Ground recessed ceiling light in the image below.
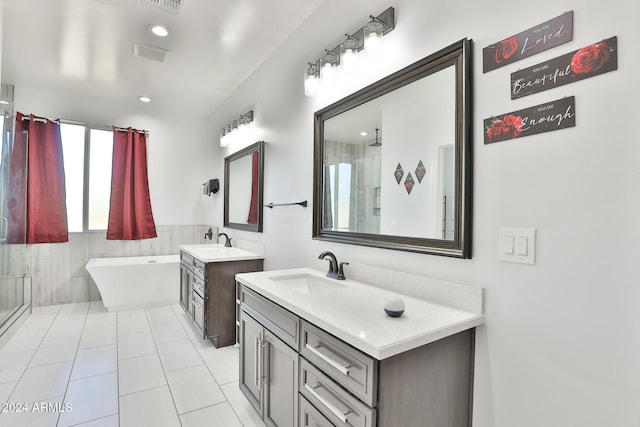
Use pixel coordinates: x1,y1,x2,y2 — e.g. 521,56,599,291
360,131,368,136
138,96,152,103
147,24,169,37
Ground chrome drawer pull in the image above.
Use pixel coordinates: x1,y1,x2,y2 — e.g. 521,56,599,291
261,339,270,384
305,344,350,375
304,383,350,424
255,336,261,388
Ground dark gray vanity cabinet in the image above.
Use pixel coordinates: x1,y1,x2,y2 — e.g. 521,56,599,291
180,251,263,347
238,283,476,427
202,258,263,347
300,320,474,427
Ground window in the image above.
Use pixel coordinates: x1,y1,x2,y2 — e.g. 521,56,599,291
60,123,113,232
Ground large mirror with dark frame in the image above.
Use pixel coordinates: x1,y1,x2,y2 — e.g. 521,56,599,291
313,39,473,258
224,141,265,232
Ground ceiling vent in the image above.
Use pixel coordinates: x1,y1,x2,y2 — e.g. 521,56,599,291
133,43,170,62
139,0,186,14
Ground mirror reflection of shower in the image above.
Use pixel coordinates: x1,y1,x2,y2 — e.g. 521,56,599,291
323,124,382,234
369,128,381,147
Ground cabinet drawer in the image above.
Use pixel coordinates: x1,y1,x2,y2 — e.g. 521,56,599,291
180,252,194,268
299,358,375,427
300,321,377,407
299,394,335,427
193,258,206,279
192,276,205,297
240,285,299,350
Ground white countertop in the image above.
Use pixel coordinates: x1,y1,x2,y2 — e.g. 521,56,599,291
179,244,264,263
236,267,485,360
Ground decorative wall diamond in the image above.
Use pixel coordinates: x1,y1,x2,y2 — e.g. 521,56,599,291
394,163,404,184
404,173,415,194
415,160,426,183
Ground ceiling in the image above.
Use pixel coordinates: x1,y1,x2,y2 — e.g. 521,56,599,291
1,0,324,117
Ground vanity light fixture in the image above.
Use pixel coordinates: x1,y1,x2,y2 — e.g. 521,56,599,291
303,7,395,97
304,62,320,96
340,33,361,74
220,110,254,147
320,49,339,87
363,16,385,60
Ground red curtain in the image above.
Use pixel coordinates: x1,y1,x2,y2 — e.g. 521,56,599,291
12,113,69,243
247,151,259,225
107,127,157,240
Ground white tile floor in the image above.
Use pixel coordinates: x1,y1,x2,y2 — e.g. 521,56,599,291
0,302,267,427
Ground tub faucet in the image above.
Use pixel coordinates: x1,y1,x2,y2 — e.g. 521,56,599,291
204,228,213,240
319,251,347,280
218,233,232,247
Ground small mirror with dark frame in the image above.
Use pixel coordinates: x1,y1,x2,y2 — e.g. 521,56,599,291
313,39,473,258
224,141,265,232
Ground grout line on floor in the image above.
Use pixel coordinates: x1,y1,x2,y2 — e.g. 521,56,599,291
56,304,89,426
141,307,182,422
67,412,117,427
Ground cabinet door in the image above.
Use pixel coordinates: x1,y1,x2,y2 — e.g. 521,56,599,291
179,264,189,311
239,310,263,414
263,329,298,427
186,268,194,316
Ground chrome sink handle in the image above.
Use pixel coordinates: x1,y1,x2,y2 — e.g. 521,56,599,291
337,262,349,280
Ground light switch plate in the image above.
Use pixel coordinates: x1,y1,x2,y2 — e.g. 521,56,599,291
498,228,536,264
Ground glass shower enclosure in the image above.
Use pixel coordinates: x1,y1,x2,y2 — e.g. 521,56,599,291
0,83,29,334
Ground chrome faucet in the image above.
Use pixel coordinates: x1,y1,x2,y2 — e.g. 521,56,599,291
319,251,348,280
218,233,232,247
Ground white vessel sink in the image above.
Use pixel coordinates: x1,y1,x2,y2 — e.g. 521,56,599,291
268,273,347,294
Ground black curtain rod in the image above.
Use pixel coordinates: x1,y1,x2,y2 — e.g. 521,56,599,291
20,116,58,124
113,127,148,135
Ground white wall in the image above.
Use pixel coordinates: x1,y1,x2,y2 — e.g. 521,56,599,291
13,86,212,225
208,0,640,426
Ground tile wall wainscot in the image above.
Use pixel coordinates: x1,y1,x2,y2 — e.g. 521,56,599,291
27,225,218,307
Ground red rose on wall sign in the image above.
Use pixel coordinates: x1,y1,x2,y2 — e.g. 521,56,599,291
495,37,518,64
486,115,523,142
571,42,610,74
502,115,523,138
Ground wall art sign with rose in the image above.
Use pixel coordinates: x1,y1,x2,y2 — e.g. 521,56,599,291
484,96,576,144
483,11,573,73
511,36,618,99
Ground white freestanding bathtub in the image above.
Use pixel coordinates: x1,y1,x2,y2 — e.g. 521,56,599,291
85,255,180,312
